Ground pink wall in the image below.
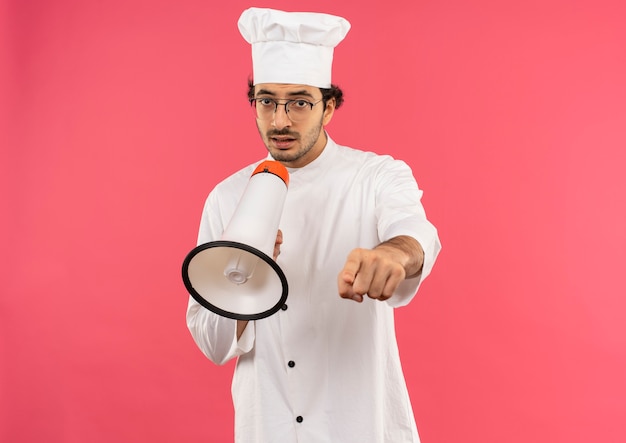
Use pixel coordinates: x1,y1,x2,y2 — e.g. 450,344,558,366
2,0,625,442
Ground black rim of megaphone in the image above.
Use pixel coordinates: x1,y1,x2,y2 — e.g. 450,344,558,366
182,240,289,321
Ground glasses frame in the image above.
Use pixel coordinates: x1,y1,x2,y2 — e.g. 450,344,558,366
250,97,324,121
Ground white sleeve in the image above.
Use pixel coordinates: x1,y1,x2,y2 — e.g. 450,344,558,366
185,191,256,365
186,297,254,365
374,157,442,307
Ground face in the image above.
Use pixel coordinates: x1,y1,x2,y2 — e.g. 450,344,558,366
253,83,335,168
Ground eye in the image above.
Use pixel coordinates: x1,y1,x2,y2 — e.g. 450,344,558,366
257,98,274,107
291,100,311,109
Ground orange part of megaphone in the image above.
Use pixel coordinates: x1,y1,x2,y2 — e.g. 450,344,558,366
252,160,289,186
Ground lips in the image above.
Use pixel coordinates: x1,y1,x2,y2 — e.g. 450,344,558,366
270,134,297,149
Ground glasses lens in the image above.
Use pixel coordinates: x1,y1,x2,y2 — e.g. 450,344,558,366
284,100,312,122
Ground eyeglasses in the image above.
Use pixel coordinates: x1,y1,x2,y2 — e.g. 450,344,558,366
250,97,323,122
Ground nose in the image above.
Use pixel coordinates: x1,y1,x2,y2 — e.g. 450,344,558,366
272,103,291,129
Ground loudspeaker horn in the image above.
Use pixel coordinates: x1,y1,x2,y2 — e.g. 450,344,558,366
182,160,289,320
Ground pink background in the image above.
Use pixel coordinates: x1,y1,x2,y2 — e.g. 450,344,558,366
2,0,626,442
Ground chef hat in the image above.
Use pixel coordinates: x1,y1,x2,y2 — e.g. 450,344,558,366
238,7,351,88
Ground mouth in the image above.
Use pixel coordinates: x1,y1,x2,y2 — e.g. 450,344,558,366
269,134,298,149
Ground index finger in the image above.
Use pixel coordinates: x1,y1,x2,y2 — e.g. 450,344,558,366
337,250,366,302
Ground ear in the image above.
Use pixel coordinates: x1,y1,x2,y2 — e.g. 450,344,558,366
322,98,336,126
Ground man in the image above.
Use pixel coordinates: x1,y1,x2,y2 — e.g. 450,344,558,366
186,7,441,442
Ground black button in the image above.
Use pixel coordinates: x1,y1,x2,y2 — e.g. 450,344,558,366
288,360,295,368
281,304,288,311
296,416,303,423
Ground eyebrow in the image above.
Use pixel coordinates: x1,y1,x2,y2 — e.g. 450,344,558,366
255,89,316,99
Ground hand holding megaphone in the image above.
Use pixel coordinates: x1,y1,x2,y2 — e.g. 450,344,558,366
182,161,290,320
273,229,283,261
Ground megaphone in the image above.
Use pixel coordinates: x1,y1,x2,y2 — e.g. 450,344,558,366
182,160,289,320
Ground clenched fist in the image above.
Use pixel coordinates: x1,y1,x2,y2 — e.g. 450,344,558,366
337,236,424,303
